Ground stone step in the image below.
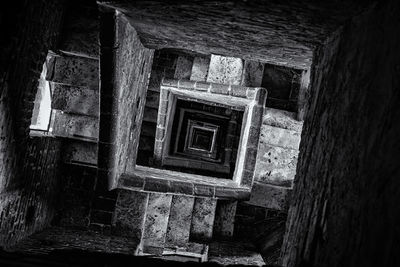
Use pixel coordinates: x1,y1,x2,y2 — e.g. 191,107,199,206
213,200,237,239
52,110,98,142
112,189,149,248
141,193,173,255
63,140,98,166
165,195,195,247
52,83,99,117
189,197,217,242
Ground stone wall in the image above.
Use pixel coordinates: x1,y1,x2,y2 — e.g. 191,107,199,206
112,13,154,179
282,1,400,266
0,0,65,246
0,138,62,247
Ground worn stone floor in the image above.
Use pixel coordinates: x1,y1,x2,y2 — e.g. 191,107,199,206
3,227,269,266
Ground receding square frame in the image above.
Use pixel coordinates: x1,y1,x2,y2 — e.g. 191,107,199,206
153,79,267,187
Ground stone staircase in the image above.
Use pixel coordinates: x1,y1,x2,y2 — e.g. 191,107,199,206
113,189,217,261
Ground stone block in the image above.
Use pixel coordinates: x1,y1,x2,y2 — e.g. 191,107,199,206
113,190,148,239
190,56,210,82
170,181,194,195
143,193,173,248
241,60,264,87
143,178,171,193
52,83,99,116
230,85,247,98
194,184,215,197
214,187,251,200
207,55,243,85
49,54,99,88
120,174,145,189
174,55,193,79
178,80,196,90
263,107,303,132
254,145,298,187
145,90,160,109
190,197,217,242
210,83,229,95
260,124,301,150
52,110,99,140
166,195,195,246
63,140,97,165
194,81,210,91
213,201,237,238
245,182,291,211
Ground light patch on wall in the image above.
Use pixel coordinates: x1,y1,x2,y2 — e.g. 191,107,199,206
30,56,53,133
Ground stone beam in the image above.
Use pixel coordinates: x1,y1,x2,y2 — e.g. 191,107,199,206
98,0,370,69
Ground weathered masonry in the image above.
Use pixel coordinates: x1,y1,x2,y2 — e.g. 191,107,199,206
1,1,399,267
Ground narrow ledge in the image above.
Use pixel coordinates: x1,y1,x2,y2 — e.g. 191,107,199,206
118,165,251,200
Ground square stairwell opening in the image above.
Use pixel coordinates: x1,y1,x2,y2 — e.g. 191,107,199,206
119,78,267,200
155,97,244,179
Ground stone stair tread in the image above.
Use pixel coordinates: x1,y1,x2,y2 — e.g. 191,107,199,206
208,241,265,266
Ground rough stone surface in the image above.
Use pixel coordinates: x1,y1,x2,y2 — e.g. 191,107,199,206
142,193,172,251
52,110,99,141
263,108,303,132
58,0,99,58
0,138,62,247
245,182,291,211
241,60,265,87
208,241,265,266
63,140,98,166
0,0,65,247
52,83,99,117
190,197,217,242
113,190,148,241
213,201,237,239
207,55,243,85
174,55,193,80
165,195,195,246
282,2,400,266
99,1,368,69
254,145,298,187
259,124,301,150
190,56,210,82
47,54,99,89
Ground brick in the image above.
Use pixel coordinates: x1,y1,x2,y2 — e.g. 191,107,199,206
194,81,210,91
120,174,144,189
230,85,247,98
178,80,196,90
194,184,215,197
170,180,194,195
210,83,229,95
144,177,171,193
